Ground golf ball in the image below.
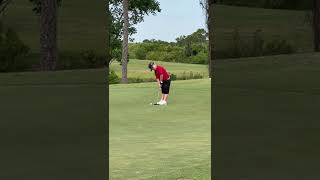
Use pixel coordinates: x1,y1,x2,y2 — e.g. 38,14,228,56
150,103,153,105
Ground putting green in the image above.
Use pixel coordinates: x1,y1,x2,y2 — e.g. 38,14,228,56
109,79,211,179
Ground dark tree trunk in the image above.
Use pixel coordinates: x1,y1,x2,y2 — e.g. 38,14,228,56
40,0,57,71
121,0,129,83
0,0,12,15
208,0,214,78
313,0,320,52
106,0,111,68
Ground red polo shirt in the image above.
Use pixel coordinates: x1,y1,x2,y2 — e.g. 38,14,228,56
154,65,170,81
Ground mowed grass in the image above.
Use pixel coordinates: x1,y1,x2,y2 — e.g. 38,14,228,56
109,79,211,179
215,5,313,52
0,70,106,180
110,59,209,80
2,0,106,53
213,53,320,179
0,60,207,84
0,68,106,85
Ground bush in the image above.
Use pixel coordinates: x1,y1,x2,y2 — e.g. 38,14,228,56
56,50,106,70
263,39,296,55
57,52,84,70
145,51,161,61
230,28,242,58
216,29,296,59
134,46,148,60
128,77,145,83
111,48,122,62
252,29,264,56
129,41,207,64
0,27,30,72
170,73,177,81
109,70,120,84
106,70,204,84
128,44,137,59
161,50,184,63
145,48,185,63
176,71,204,80
189,51,208,64
81,49,106,68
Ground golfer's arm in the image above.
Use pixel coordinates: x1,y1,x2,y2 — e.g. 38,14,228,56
159,74,163,82
156,79,161,88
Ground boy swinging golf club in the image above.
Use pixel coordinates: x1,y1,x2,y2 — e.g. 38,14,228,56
148,62,171,105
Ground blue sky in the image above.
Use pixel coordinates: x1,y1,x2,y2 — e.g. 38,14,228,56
132,0,206,42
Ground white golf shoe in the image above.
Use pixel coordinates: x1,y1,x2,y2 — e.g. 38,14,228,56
159,101,167,105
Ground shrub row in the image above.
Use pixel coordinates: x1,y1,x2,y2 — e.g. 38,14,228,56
109,70,204,84
129,43,208,65
215,29,296,59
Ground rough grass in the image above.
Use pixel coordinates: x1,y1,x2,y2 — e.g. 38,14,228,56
110,59,209,80
213,52,320,179
109,79,211,179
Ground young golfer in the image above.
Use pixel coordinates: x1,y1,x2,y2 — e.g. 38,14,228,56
148,62,171,105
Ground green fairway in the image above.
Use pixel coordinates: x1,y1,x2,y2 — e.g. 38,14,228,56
215,5,313,52
0,70,106,180
110,59,209,80
213,53,320,179
2,0,106,53
109,79,211,179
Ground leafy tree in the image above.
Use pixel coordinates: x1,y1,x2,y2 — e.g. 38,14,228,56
176,28,208,47
176,28,208,58
207,0,214,78
134,45,148,59
199,0,211,77
29,0,62,14
129,29,209,65
0,27,30,72
107,0,112,67
0,0,12,15
143,39,169,44
109,0,161,62
121,0,129,83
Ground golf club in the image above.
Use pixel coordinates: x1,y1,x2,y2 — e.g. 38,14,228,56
150,88,160,105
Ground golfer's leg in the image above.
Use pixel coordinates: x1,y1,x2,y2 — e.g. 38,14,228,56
161,94,165,101
164,80,170,102
164,94,168,101
160,85,165,101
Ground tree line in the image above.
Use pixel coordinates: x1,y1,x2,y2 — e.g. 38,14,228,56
125,29,208,65
1,0,320,84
